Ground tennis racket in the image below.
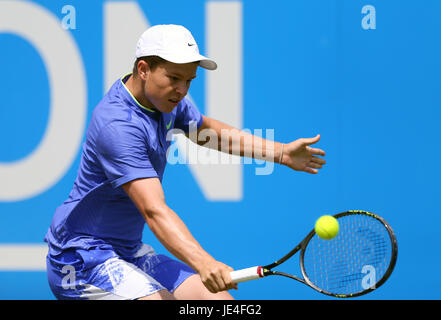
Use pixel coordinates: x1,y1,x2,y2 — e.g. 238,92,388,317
230,210,398,298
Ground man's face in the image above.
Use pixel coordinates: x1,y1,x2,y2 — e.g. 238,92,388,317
143,61,198,113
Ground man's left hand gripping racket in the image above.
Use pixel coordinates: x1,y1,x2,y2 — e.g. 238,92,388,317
230,210,398,298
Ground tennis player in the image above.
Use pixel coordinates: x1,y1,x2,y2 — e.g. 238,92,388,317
44,24,326,300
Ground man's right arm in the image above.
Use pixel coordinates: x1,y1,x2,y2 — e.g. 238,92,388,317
122,177,235,293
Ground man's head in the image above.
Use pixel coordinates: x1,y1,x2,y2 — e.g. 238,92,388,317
133,57,198,113
131,24,217,113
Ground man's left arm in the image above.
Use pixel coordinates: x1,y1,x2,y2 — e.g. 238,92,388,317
187,115,326,174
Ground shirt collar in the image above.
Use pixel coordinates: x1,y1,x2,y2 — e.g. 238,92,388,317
119,73,157,114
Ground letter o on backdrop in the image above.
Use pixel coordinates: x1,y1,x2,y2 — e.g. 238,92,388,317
0,1,87,201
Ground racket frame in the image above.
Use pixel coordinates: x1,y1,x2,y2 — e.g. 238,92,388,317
243,210,399,298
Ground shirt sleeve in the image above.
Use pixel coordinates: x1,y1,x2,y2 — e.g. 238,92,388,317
173,97,204,133
95,120,158,188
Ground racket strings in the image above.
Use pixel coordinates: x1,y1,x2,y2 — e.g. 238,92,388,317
302,214,393,295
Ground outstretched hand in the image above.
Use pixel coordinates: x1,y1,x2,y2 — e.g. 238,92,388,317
281,134,326,174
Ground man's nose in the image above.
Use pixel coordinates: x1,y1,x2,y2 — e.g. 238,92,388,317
175,81,188,96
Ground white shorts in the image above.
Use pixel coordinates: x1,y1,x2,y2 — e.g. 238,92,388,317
46,244,196,300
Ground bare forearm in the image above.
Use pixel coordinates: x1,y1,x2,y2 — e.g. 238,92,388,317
143,206,214,272
123,177,235,293
199,117,284,163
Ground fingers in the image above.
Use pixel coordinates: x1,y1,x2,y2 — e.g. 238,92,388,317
224,267,237,290
300,136,326,156
305,144,326,175
311,155,326,164
304,156,326,174
302,134,321,146
221,266,238,290
201,272,223,293
285,135,326,174
203,280,217,294
305,167,319,174
308,161,323,169
201,263,237,293
308,147,326,157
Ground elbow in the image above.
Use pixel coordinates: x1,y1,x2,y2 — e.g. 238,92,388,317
141,203,168,227
143,203,162,220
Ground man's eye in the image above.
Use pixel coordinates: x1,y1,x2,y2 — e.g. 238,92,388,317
169,76,179,81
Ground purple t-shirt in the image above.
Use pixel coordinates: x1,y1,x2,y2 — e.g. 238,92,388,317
44,74,203,257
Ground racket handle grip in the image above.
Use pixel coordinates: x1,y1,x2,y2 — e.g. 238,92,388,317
230,266,264,283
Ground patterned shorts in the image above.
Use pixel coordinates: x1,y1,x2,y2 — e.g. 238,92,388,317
46,244,196,300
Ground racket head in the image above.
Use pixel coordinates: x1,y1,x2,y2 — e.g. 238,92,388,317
299,210,398,298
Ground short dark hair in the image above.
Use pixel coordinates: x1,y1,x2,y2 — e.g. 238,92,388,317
132,56,167,76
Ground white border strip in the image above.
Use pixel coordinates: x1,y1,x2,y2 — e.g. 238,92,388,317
0,244,48,271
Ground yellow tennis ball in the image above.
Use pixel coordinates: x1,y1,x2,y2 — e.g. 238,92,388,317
314,215,339,240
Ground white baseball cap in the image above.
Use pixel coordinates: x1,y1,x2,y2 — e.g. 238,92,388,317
135,24,217,71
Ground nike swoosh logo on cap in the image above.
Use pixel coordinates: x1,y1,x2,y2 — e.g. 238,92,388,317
188,43,195,46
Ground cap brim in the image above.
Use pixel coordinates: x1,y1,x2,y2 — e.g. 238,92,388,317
198,59,217,70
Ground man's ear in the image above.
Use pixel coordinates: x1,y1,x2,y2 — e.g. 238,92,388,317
137,60,150,80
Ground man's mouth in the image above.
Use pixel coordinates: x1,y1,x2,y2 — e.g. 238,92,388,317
169,98,180,104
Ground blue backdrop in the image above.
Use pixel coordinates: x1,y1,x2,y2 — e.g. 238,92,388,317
1,0,440,300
